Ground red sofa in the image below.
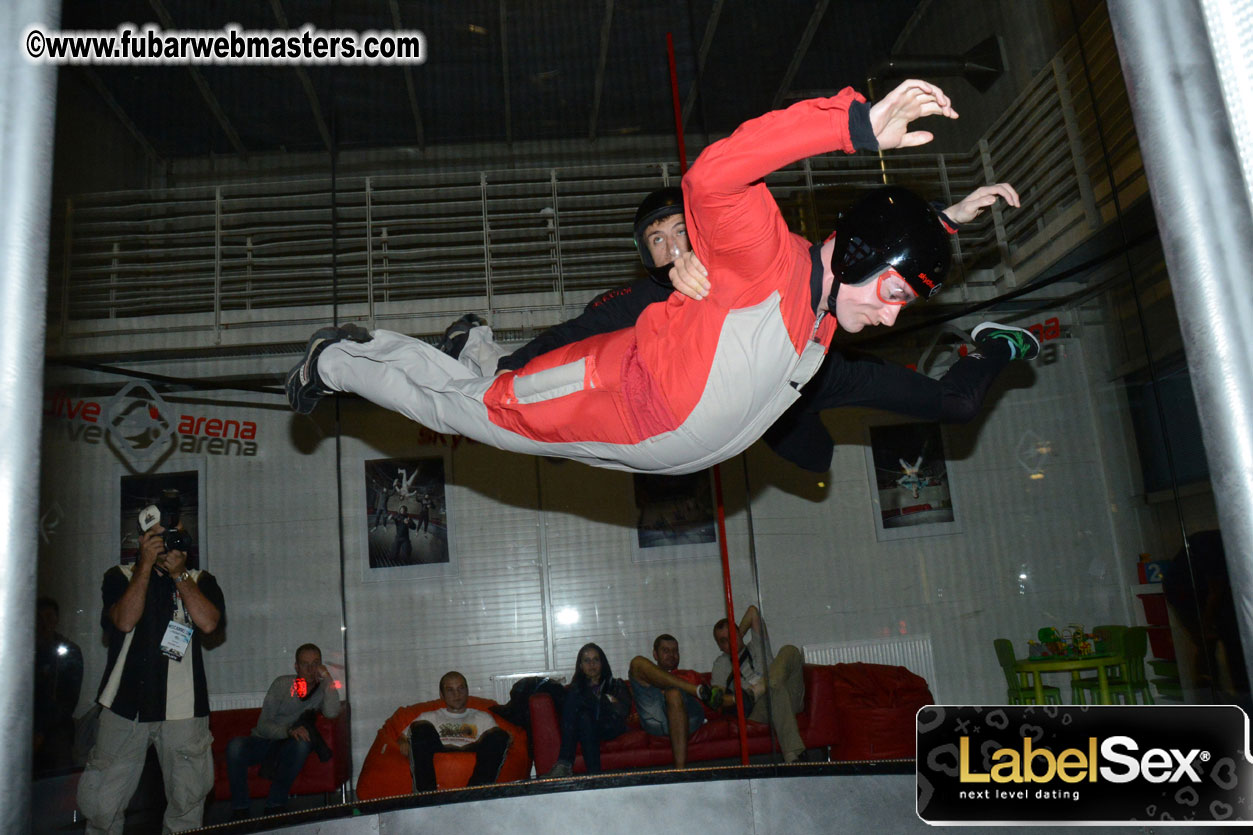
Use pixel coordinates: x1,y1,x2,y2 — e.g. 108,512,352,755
356,696,531,800
530,662,931,774
209,703,351,803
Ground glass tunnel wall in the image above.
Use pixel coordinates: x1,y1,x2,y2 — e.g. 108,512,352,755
31,0,1247,826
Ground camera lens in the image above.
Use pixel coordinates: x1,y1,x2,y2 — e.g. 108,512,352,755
162,529,192,554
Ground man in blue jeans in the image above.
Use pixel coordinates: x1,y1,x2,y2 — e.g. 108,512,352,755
225,644,341,818
628,634,722,768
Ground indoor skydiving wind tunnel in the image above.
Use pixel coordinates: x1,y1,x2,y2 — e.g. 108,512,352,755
14,0,1253,832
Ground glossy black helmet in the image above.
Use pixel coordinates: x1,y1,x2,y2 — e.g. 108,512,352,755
633,186,685,272
829,186,951,304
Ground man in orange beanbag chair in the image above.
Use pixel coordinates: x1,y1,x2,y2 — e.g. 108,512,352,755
357,671,529,799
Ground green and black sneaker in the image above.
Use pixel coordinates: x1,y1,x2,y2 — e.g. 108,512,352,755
971,321,1040,361
697,683,725,711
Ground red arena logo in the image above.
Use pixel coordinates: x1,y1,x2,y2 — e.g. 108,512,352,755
45,386,260,463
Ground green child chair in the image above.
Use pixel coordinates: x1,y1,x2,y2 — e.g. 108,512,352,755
1073,626,1154,704
1070,624,1127,703
995,638,1061,704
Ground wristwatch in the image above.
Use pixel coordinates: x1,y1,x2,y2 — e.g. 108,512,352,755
175,570,192,583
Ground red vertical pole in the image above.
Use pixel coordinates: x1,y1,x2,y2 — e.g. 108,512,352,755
665,32,687,174
668,31,748,766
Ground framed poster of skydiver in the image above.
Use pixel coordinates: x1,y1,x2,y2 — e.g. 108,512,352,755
865,421,962,542
363,455,451,571
631,469,719,563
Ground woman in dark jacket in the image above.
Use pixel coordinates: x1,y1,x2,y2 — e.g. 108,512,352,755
544,643,632,776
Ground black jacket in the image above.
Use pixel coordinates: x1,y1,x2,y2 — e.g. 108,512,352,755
496,278,670,372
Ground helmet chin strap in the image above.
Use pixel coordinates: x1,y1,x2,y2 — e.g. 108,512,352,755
826,258,884,313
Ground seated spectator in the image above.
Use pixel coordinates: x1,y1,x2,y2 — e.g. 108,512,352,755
399,671,511,791
542,643,631,777
225,643,341,819
628,634,722,768
712,605,807,762
34,596,83,775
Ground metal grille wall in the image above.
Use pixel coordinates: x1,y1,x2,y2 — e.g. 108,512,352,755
47,8,1137,353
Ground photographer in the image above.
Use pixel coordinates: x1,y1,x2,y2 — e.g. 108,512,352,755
225,644,341,819
77,491,224,835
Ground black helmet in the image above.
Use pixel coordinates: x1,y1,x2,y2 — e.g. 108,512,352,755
828,186,951,305
633,187,686,282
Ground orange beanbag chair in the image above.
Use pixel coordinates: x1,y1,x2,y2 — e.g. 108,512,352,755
356,696,530,800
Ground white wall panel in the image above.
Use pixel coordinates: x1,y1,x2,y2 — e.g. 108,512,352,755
735,327,1138,707
540,458,741,675
39,301,1165,787
337,402,548,771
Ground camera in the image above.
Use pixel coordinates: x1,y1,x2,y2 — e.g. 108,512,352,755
138,492,193,556
160,528,192,554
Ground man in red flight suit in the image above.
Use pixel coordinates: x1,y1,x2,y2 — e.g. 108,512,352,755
287,80,1006,475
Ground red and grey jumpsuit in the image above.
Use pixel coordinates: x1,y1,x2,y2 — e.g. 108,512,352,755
317,92,866,474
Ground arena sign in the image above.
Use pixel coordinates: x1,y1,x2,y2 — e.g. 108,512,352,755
917,705,1252,824
45,383,260,470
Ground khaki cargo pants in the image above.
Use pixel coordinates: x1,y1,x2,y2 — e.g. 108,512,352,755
77,709,214,835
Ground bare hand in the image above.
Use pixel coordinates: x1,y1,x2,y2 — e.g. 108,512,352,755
668,251,710,300
396,735,411,757
869,79,958,150
138,530,164,570
290,726,311,742
161,547,188,578
943,183,1020,224
315,665,331,686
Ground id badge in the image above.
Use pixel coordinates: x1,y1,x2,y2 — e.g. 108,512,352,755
160,620,194,661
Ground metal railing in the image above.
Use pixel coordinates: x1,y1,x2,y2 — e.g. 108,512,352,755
47,9,1138,353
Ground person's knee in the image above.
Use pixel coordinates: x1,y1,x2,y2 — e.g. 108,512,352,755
288,738,313,762
166,735,214,815
772,645,802,678
77,758,123,822
408,720,438,742
939,392,980,423
628,656,650,680
225,735,248,763
480,728,512,756
473,727,506,744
